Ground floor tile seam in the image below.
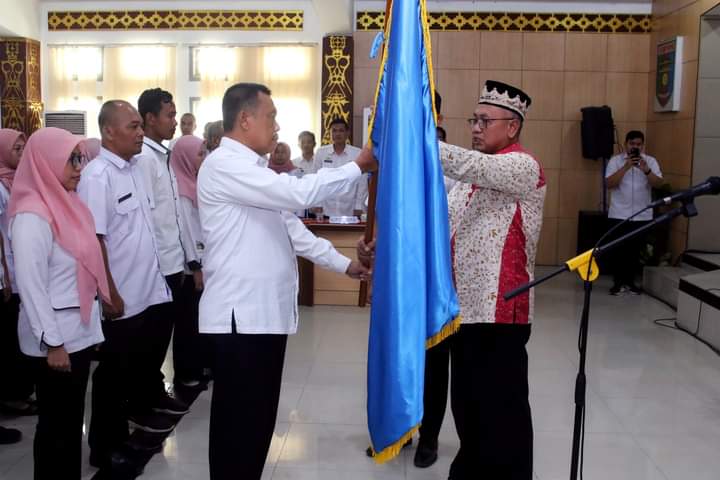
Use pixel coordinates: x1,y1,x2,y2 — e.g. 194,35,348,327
625,431,673,480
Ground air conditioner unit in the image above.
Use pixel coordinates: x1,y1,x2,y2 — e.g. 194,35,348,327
44,110,87,135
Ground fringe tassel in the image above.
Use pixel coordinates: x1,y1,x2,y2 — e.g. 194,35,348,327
371,424,420,464
425,314,462,349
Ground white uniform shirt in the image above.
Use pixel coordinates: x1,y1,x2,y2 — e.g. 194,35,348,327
178,196,204,273
0,183,16,292
606,153,662,221
292,155,316,175
136,138,192,275
78,147,171,320
198,137,361,335
12,213,104,356
314,144,369,217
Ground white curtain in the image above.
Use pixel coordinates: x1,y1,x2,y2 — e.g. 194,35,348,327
46,44,318,153
195,45,320,158
47,45,176,138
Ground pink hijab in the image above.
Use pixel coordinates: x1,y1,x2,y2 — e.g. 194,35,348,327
170,135,204,207
8,127,110,323
0,129,26,191
78,138,101,161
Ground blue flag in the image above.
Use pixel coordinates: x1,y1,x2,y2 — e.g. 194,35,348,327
367,0,461,463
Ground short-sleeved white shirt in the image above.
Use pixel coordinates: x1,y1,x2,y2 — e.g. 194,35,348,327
605,153,662,221
77,147,171,319
314,145,368,216
292,155,316,175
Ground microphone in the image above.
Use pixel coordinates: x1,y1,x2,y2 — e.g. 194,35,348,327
649,177,720,208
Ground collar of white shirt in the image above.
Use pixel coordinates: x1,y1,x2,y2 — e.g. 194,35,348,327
219,137,266,166
99,146,136,169
143,137,170,155
321,145,350,156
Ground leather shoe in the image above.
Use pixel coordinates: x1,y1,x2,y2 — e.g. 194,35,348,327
125,431,165,455
413,439,438,468
0,426,21,444
89,449,144,476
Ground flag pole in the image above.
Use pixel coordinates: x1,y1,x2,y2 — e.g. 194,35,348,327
358,0,392,307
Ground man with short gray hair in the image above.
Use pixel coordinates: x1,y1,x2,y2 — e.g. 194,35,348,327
197,82,377,480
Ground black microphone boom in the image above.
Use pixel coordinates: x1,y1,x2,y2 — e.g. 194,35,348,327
649,176,720,208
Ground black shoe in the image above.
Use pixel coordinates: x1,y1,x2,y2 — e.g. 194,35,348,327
152,392,189,416
0,399,38,416
365,438,412,457
609,285,623,296
128,412,177,433
125,431,165,455
413,439,438,468
626,284,642,295
174,378,209,393
90,449,144,476
0,426,21,444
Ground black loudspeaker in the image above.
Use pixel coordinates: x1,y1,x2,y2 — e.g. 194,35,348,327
580,106,614,160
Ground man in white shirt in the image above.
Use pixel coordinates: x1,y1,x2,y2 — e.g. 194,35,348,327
204,120,223,153
136,88,198,412
79,100,176,470
605,130,663,295
292,130,316,174
168,112,197,149
197,83,376,480
314,118,368,218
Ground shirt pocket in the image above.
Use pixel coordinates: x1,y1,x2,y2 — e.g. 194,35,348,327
49,284,80,311
114,193,140,237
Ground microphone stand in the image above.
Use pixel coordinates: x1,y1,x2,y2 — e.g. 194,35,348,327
504,198,699,480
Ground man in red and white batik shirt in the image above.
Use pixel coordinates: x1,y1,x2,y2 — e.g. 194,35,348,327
439,80,545,480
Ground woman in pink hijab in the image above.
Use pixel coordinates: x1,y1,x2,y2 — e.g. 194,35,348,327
0,128,37,423
9,127,110,479
78,137,101,162
169,134,209,388
0,128,26,298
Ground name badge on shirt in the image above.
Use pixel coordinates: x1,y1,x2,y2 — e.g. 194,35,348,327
323,158,333,163
118,192,132,203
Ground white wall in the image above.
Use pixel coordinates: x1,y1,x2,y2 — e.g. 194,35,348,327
0,0,40,38
688,16,720,251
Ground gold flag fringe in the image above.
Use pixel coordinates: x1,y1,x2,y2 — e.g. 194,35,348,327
371,424,420,464
426,314,461,350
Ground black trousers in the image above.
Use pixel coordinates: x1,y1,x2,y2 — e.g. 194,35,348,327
172,274,206,382
33,347,93,480
0,294,34,402
605,218,650,288
449,324,533,480
145,272,184,396
208,325,287,480
418,336,451,444
89,311,155,457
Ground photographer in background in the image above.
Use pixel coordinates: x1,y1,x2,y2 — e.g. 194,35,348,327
605,130,663,296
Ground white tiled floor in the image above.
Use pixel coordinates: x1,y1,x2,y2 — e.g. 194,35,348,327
3,269,720,479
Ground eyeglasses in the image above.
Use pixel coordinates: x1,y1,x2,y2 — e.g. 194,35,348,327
466,117,517,129
68,152,86,169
